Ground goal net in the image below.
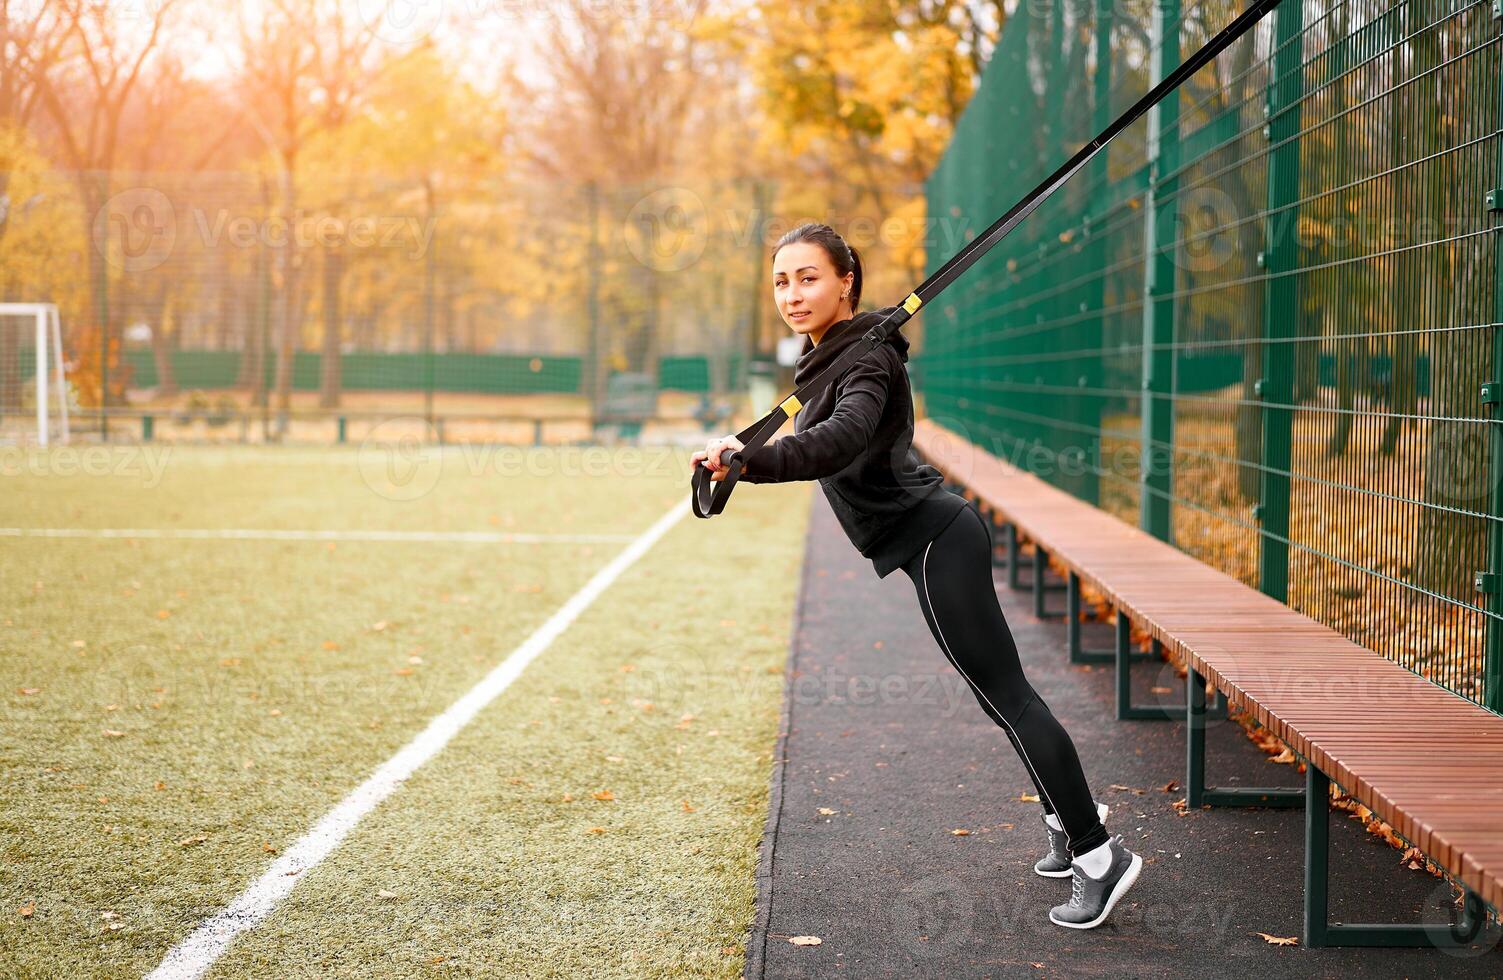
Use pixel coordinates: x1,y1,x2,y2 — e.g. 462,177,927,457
0,304,70,447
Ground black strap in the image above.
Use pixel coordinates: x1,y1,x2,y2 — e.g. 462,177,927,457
693,0,1284,519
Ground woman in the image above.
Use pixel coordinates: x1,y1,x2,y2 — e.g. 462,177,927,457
691,222,1143,930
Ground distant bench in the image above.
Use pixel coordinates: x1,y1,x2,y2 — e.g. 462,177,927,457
912,417,1498,948
590,372,734,444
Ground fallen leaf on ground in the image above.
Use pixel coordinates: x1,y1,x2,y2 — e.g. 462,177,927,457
789,936,822,946
102,730,125,738
593,789,614,801
18,903,34,918
951,829,971,836
179,834,208,847
817,808,836,816
1253,931,1298,946
1019,793,1039,803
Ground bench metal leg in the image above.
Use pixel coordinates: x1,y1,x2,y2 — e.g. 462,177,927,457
1004,522,1034,589
1305,763,1487,947
1069,571,1147,664
1186,665,1305,807
1031,544,1068,618
1068,570,1115,663
1115,617,1182,720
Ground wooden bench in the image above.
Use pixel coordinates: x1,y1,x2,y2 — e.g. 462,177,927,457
913,417,1499,948
592,371,657,443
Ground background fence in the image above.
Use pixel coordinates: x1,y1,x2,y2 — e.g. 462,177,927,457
917,0,1502,711
0,169,924,442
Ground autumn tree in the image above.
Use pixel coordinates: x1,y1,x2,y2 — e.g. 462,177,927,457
232,0,386,433
24,0,180,413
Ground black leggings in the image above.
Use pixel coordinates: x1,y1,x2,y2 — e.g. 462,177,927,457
899,505,1110,857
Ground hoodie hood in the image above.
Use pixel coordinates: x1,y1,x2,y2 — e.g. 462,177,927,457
793,305,909,386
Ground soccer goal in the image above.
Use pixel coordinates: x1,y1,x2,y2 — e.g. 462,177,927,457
0,303,70,447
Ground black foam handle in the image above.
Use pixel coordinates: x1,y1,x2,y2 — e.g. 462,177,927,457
691,449,743,518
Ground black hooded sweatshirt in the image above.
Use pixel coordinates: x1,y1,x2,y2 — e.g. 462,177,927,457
739,305,968,578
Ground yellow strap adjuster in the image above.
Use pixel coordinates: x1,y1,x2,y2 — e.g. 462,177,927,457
780,394,802,417
903,292,922,314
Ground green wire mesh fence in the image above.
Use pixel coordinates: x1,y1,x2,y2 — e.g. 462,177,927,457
918,0,1502,711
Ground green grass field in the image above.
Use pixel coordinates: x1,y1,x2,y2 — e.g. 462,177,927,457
0,443,812,977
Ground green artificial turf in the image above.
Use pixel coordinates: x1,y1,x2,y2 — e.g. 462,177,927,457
0,444,812,978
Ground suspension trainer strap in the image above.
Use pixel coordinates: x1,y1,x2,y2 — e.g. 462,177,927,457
693,0,1285,519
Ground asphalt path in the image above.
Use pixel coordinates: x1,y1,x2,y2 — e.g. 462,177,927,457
745,491,1503,979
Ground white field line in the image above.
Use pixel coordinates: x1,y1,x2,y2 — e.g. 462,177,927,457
145,499,689,980
0,527,635,543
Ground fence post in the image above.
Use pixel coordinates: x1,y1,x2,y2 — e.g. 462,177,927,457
1138,0,1181,541
1037,0,1068,486
1257,0,1304,603
1486,1,1503,713
1072,0,1115,509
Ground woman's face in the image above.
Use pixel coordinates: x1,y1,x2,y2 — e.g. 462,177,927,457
773,241,853,346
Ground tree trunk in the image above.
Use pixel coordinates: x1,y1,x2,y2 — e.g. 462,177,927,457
149,284,178,398
318,246,343,409
273,167,298,434
239,177,274,399
1412,13,1479,602
1325,0,1356,458
1219,36,1265,504
80,171,115,406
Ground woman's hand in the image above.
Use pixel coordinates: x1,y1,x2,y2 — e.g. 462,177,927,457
690,435,746,482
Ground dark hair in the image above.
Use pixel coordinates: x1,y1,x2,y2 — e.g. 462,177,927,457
772,222,863,313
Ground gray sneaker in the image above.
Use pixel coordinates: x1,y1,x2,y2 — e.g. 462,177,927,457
1033,801,1110,878
1048,834,1144,929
